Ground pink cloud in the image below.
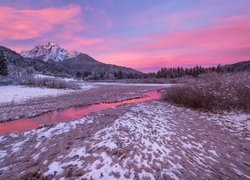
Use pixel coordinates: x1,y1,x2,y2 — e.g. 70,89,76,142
94,15,250,71
164,11,199,28
61,36,117,54
140,15,250,50
95,51,176,70
65,13,250,71
0,5,81,40
0,5,115,54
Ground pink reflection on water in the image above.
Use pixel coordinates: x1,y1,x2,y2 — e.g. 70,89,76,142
0,91,160,135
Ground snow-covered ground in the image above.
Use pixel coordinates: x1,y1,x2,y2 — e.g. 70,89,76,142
0,100,249,179
0,86,74,104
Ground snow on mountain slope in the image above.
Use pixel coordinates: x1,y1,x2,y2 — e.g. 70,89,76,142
20,42,80,62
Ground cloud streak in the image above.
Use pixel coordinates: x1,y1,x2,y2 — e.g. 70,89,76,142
96,14,250,71
0,5,81,40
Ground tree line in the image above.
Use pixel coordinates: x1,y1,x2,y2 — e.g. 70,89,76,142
74,63,248,80
153,63,248,79
75,70,143,80
154,65,222,78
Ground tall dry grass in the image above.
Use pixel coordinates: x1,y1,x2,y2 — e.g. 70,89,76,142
163,72,250,112
18,77,80,90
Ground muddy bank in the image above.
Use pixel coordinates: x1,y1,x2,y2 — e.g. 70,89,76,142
0,85,164,122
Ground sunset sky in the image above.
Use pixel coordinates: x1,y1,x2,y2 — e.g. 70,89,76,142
0,0,250,72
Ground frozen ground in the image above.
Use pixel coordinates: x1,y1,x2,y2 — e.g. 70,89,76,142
0,99,249,179
0,86,75,104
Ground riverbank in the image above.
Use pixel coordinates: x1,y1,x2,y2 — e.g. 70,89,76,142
0,84,169,122
0,99,249,179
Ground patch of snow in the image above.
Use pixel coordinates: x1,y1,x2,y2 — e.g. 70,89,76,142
36,123,71,140
34,74,56,79
0,136,6,143
45,162,64,176
233,168,250,179
33,153,40,161
34,74,77,82
9,133,19,138
0,85,74,104
182,142,194,149
208,150,219,157
0,150,7,159
11,139,28,153
43,160,48,165
35,141,42,149
67,147,86,158
0,166,11,173
78,82,95,90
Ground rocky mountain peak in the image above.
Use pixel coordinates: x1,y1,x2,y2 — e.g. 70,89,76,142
20,42,80,62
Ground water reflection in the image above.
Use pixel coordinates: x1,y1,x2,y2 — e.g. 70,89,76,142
0,91,160,135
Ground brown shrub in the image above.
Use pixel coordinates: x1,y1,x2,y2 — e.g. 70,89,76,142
20,170,49,180
0,75,13,86
163,72,250,112
18,77,80,90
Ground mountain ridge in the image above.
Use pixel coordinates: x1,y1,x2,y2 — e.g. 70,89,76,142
0,44,143,79
20,42,80,62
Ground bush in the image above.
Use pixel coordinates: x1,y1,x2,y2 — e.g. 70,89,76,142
20,170,48,180
18,76,80,90
163,72,250,112
0,76,13,86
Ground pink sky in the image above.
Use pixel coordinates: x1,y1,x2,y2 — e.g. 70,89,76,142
0,0,250,72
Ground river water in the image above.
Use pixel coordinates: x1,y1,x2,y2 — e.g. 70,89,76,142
0,91,161,135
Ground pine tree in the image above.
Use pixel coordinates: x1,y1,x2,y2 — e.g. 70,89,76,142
76,71,82,79
0,51,8,76
100,72,104,79
117,71,123,79
216,64,222,73
83,71,91,77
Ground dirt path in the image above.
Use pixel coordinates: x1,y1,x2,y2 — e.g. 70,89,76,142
0,99,249,179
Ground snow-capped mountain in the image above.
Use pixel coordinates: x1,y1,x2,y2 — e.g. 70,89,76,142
20,42,80,62
1,43,142,78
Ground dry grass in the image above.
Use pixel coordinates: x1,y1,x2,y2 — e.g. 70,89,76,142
0,74,80,90
20,170,49,180
163,72,250,112
18,77,80,90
